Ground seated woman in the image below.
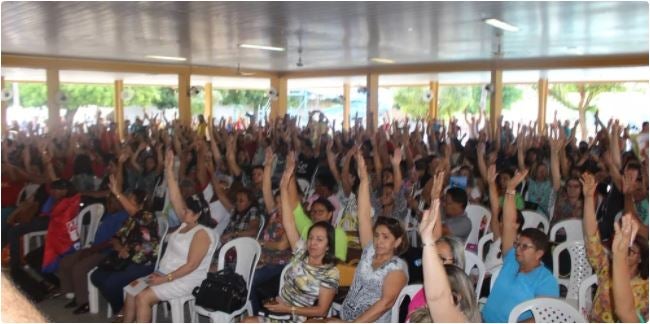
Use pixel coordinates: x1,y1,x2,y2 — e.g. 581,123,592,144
582,173,648,322
612,213,649,322
332,151,409,322
243,150,339,323
407,172,468,318
121,149,216,323
90,179,159,320
410,197,481,322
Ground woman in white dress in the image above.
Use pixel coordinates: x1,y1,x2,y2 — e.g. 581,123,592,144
122,149,216,323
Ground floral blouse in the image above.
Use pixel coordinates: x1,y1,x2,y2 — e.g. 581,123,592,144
114,210,160,266
586,231,648,322
258,209,292,267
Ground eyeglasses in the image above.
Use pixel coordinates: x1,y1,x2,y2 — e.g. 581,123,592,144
513,242,536,251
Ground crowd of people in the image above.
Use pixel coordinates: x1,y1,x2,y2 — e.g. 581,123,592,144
1,108,648,323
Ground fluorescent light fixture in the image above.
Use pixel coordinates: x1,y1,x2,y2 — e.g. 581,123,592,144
484,18,519,32
145,55,187,61
370,57,395,64
239,44,285,52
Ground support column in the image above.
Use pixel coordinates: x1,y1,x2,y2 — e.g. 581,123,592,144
178,72,191,127
343,83,351,131
366,73,379,131
428,81,439,120
537,78,549,134
204,82,213,122
270,77,287,121
1,77,6,137
46,69,60,132
489,70,503,139
114,80,125,141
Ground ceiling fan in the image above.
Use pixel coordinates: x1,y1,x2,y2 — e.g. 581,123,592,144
237,63,256,76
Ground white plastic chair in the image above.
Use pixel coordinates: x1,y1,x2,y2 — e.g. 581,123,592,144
152,222,216,323
465,204,492,251
478,264,502,309
194,237,261,322
508,297,586,322
521,210,549,233
390,284,423,323
577,274,597,319
477,232,493,262
256,215,266,240
463,251,486,302
552,241,592,306
89,218,170,317
549,219,583,243
23,203,104,256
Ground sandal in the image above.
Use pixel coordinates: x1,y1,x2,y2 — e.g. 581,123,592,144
110,314,124,323
73,303,89,315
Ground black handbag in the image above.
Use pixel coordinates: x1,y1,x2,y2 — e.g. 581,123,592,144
192,268,248,313
97,252,131,272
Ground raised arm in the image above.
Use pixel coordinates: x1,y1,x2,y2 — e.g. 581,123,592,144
550,135,563,191
581,172,598,239
355,151,374,248
340,148,355,196
325,138,342,184
487,165,502,239
611,214,640,323
420,198,468,322
225,134,242,177
390,147,403,191
164,149,189,219
280,151,301,251
501,169,528,253
476,142,488,183
262,147,275,214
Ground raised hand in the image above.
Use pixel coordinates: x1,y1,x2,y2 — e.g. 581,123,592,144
263,147,274,167
506,169,528,191
487,164,498,183
612,213,639,258
108,174,121,196
621,171,638,195
419,198,441,244
580,172,597,197
354,151,368,182
391,146,402,165
431,170,446,201
164,149,174,170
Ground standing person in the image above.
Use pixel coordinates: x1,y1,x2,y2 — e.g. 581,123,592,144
333,152,409,322
121,149,216,323
481,169,559,323
243,150,339,323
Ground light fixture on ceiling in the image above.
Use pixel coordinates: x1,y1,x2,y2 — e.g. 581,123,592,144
407,27,414,32
370,57,395,64
483,18,519,32
239,44,285,52
145,55,187,61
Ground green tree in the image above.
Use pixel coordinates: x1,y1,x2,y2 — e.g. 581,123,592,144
548,83,625,140
393,85,523,120
217,89,267,115
59,84,114,109
14,83,47,107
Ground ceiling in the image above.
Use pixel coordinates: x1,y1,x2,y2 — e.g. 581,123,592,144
2,1,648,72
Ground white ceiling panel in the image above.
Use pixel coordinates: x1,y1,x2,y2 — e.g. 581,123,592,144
2,2,647,72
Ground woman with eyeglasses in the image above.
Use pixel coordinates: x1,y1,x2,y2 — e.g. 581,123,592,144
329,151,409,323
481,169,560,323
581,173,648,322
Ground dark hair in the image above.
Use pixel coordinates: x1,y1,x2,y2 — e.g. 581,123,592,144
130,189,148,207
306,221,337,265
633,236,648,280
312,197,335,213
73,154,94,176
316,171,338,192
185,193,215,228
235,187,255,205
498,210,525,233
374,217,409,255
51,179,77,197
446,187,468,209
520,228,550,255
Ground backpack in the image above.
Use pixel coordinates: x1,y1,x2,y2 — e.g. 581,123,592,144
192,268,248,313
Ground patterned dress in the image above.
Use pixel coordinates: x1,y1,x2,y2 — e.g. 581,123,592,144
586,231,648,322
258,210,292,267
261,240,339,323
340,244,409,322
114,210,160,265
